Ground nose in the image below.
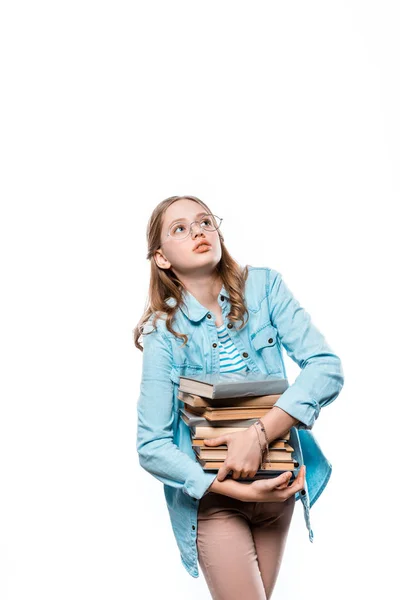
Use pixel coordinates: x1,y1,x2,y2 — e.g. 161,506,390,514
191,222,205,237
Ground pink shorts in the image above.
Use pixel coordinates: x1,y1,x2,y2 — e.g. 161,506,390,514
196,491,296,600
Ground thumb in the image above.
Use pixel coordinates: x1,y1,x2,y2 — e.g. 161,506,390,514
204,436,224,446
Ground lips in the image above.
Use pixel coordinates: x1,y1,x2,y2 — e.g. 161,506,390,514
193,242,212,252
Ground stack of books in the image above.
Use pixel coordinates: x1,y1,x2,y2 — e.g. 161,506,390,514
178,371,299,483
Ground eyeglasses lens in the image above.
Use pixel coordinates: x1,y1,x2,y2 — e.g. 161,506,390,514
169,214,221,240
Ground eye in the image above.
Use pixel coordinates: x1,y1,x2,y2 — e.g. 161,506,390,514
171,223,187,234
201,218,212,226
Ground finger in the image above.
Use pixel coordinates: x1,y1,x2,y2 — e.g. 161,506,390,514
276,473,292,488
231,469,242,480
204,436,224,446
275,472,293,491
217,463,231,482
238,467,251,479
275,481,289,489
296,465,305,487
273,471,292,487
301,465,306,493
288,466,305,495
289,465,304,486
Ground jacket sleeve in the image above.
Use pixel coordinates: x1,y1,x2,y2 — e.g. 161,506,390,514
267,268,345,430
136,321,217,499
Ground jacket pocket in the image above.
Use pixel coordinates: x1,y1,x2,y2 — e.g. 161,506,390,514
250,323,282,374
170,363,204,386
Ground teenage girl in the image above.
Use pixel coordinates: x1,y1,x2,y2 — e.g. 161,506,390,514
134,195,311,600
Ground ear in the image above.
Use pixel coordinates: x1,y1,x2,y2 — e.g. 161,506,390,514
154,248,172,270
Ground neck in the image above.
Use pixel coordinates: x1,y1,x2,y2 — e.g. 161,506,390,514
179,272,223,308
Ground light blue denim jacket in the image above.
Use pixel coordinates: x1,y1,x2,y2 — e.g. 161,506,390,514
136,266,345,578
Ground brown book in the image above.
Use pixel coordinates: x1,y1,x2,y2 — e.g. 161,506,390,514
192,445,294,461
189,423,291,441
178,389,281,409
197,458,299,471
191,437,290,448
180,406,259,429
184,403,273,422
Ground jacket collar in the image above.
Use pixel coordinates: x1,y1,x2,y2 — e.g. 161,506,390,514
165,283,230,322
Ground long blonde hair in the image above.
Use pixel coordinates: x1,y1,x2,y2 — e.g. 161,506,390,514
133,195,250,351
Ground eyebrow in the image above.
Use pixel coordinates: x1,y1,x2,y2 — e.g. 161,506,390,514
168,211,208,227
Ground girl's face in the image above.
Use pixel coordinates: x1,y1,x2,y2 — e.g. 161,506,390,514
154,199,222,277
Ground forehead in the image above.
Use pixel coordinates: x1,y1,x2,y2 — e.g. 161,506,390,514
163,199,207,227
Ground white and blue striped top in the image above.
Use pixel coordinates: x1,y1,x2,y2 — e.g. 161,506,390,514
216,323,249,373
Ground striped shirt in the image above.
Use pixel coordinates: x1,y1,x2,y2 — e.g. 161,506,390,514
216,323,249,373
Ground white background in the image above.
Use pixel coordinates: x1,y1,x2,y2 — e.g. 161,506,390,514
1,1,399,598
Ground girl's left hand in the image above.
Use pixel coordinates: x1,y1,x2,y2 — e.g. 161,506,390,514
203,426,262,481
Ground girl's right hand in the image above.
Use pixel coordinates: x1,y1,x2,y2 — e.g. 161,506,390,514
243,465,306,502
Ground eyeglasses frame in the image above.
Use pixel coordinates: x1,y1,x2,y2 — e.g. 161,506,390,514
159,213,223,247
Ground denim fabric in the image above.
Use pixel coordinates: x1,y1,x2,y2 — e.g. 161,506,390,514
136,266,345,578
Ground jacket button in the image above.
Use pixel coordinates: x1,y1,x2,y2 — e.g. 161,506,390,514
207,313,212,319
212,343,217,348
301,489,306,496
192,525,196,530
227,323,233,329
242,352,248,358
220,295,225,301
268,338,273,343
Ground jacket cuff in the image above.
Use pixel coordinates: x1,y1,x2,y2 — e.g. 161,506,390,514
273,386,321,430
184,471,218,500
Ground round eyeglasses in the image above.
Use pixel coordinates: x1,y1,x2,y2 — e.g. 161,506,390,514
160,214,223,245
